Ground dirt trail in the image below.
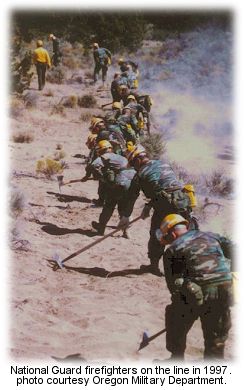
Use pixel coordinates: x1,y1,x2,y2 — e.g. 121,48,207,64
9,64,236,362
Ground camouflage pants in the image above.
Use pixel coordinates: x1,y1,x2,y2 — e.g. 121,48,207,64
165,286,232,359
36,62,47,90
98,190,127,231
52,52,62,67
94,63,108,82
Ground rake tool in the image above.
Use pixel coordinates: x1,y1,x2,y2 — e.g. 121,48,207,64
138,328,166,351
51,215,142,271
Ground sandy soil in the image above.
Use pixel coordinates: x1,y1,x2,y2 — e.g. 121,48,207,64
9,64,236,363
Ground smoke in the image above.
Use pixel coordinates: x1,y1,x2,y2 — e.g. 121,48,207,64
136,25,233,175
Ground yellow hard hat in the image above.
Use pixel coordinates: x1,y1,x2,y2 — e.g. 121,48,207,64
160,214,188,235
127,95,136,101
90,116,100,125
112,102,121,109
126,144,146,162
90,117,104,129
86,133,97,149
97,140,112,151
118,58,124,64
37,40,43,47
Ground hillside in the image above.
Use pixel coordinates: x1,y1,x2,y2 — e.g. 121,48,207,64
9,28,235,362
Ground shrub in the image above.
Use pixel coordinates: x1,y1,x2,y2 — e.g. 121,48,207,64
9,187,26,216
61,95,78,108
9,97,24,118
51,104,66,116
84,71,93,79
80,112,93,122
53,149,66,161
170,161,198,185
78,94,97,108
12,131,34,143
44,89,54,97
23,91,39,108
36,158,64,178
62,56,80,69
46,66,66,84
205,171,233,197
141,133,166,159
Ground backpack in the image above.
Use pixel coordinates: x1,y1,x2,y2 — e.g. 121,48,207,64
114,168,136,190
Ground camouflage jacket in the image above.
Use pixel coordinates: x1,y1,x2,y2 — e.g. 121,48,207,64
164,230,233,294
125,102,147,118
138,160,182,200
93,48,111,65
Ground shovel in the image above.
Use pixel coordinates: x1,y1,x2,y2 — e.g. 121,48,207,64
52,215,142,270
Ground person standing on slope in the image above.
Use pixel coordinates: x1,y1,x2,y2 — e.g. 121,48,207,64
92,42,112,86
33,40,51,91
156,213,234,360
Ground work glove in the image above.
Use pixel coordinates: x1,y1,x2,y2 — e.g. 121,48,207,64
140,203,152,220
203,285,219,301
117,216,131,230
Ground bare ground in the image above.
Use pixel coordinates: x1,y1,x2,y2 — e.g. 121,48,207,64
9,67,236,363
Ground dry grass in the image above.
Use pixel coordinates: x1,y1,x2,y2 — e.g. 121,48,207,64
23,91,39,108
53,149,66,161
62,56,81,70
9,97,25,118
78,94,97,108
84,71,93,79
46,66,66,84
205,171,233,197
9,188,26,217
50,104,66,116
170,161,198,185
61,95,78,108
80,111,93,122
36,158,64,178
12,131,34,143
44,89,54,97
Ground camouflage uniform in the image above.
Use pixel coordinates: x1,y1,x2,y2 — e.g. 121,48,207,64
93,47,112,82
117,113,139,143
91,153,140,234
163,230,233,359
137,159,194,269
52,37,62,66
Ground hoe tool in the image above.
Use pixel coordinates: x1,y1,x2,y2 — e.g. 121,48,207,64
138,328,166,351
52,215,141,271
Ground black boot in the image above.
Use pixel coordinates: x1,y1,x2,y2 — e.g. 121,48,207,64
140,263,163,276
91,221,105,235
92,198,104,207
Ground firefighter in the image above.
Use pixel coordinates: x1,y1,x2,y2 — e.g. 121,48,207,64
156,214,234,360
49,33,62,66
33,40,51,91
93,42,112,85
126,144,198,276
89,142,140,238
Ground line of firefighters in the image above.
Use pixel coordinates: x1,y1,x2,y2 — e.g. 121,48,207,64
61,44,235,361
